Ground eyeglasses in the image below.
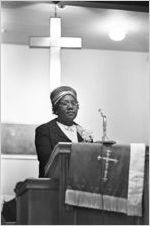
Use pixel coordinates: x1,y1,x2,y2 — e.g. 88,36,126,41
59,101,79,107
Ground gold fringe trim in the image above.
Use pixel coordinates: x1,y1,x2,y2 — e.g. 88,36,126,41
65,189,142,216
65,189,103,209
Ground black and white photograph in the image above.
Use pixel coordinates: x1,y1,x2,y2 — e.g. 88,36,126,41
1,1,149,225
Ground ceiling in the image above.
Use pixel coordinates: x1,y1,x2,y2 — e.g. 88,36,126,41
1,1,149,52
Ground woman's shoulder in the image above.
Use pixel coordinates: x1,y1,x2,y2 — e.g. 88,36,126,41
36,119,57,132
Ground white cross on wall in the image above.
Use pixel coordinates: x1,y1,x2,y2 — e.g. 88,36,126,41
30,18,82,91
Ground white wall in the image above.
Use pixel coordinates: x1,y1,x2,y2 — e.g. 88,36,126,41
62,49,149,144
1,44,149,143
1,155,38,199
1,44,149,197
1,44,52,125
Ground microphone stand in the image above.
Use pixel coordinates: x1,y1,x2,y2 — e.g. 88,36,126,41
98,109,116,146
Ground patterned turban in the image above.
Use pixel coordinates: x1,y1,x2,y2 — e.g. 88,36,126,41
50,86,77,106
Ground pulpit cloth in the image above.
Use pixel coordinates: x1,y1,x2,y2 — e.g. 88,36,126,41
65,143,145,216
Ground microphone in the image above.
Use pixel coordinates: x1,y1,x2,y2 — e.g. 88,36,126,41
98,109,107,142
98,108,116,145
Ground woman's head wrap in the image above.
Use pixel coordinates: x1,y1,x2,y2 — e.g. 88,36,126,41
50,86,77,107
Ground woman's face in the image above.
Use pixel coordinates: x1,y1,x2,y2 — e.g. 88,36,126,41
56,94,79,126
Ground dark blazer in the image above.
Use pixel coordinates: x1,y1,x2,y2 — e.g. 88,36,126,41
35,118,83,177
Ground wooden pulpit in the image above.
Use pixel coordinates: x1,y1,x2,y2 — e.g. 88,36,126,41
15,142,149,225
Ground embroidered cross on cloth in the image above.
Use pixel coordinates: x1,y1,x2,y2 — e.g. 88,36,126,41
65,143,145,216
